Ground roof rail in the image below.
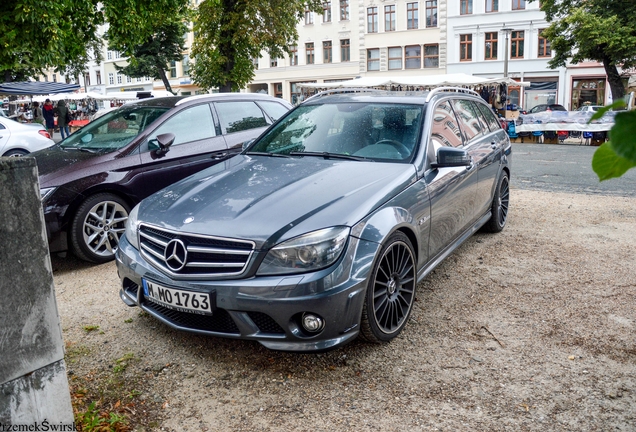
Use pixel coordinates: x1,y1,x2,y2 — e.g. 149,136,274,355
425,87,481,103
302,87,382,103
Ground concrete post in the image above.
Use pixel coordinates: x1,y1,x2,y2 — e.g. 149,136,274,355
0,158,74,426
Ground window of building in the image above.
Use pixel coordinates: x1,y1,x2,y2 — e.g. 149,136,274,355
511,30,524,58
485,32,498,60
323,1,332,22
183,55,190,76
426,1,437,27
52,74,57,82
274,83,283,98
305,7,314,24
84,73,90,87
460,34,472,61
405,45,421,69
460,0,473,15
538,29,551,57
270,57,278,67
367,48,380,71
367,7,378,33
306,42,315,64
388,47,402,70
340,39,351,61
340,0,349,20
385,5,396,32
108,73,114,85
170,61,177,78
512,0,525,10
407,2,419,29
290,45,298,66
116,73,122,84
571,79,605,110
107,51,112,60
126,75,132,83
486,0,498,12
96,71,101,85
323,41,333,63
424,44,439,68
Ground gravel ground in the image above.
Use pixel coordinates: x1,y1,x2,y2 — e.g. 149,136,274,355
52,188,636,431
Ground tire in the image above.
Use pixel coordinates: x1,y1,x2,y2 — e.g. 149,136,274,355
3,149,29,157
360,231,417,343
70,193,130,263
483,172,510,233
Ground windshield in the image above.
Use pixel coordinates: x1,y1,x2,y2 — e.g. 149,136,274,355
60,105,170,152
248,102,423,162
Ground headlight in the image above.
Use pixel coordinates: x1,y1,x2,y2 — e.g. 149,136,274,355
257,226,350,276
40,187,56,201
124,204,140,250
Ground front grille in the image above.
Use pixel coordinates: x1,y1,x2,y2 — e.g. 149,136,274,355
139,224,254,279
143,301,240,334
248,312,286,334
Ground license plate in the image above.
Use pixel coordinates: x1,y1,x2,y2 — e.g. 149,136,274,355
142,279,213,315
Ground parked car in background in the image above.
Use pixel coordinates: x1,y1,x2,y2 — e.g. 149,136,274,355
0,117,54,157
34,93,291,263
116,87,512,352
520,104,567,115
575,105,604,113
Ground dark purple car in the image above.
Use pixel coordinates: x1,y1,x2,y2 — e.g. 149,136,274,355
35,93,291,263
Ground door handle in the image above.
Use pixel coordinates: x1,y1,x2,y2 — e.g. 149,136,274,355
211,152,228,160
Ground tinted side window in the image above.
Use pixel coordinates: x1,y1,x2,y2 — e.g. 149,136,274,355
430,101,463,149
451,99,486,143
257,101,289,122
216,101,268,134
476,102,502,132
148,104,215,147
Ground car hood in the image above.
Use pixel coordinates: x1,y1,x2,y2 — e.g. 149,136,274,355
137,155,416,248
32,145,112,185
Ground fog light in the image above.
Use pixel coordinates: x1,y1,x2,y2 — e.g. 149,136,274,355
301,313,325,333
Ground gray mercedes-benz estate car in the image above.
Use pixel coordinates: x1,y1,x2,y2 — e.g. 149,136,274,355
116,87,511,352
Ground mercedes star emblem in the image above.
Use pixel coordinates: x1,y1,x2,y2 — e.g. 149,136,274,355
164,239,187,271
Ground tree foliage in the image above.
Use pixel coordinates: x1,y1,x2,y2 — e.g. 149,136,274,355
535,0,636,101
0,0,103,82
191,0,323,92
591,103,636,180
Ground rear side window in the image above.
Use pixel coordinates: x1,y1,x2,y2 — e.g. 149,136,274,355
476,102,502,132
215,101,268,134
149,104,216,147
430,101,463,149
257,101,289,122
451,99,487,143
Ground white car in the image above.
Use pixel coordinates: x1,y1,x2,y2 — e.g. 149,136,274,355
0,117,55,157
575,105,604,112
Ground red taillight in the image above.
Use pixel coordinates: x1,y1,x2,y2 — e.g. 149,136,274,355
38,130,51,139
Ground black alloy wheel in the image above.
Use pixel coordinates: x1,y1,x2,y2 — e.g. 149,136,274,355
360,231,417,343
484,172,510,233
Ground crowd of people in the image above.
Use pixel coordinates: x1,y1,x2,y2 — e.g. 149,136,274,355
7,98,97,137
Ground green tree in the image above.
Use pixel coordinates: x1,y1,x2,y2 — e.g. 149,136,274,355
191,0,323,93
104,0,190,95
109,21,189,95
591,103,636,181
536,0,636,102
0,0,103,82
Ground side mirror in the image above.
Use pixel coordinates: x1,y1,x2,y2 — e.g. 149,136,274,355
155,133,175,155
432,147,472,169
242,138,255,151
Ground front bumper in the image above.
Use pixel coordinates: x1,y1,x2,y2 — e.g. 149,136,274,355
116,235,376,352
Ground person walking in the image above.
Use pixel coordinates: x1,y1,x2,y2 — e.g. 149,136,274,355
56,100,71,140
32,102,44,125
42,99,55,136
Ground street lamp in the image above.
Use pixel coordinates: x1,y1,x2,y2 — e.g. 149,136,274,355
501,27,513,78
501,27,513,121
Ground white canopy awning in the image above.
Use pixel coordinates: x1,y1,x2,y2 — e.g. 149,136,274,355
296,73,529,90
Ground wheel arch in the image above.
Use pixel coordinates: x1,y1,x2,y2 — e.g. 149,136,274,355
61,184,139,231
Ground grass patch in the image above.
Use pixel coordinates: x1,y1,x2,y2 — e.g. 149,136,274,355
83,325,100,333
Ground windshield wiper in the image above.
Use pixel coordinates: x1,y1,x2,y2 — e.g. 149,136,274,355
289,151,371,161
245,151,291,158
60,145,96,153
